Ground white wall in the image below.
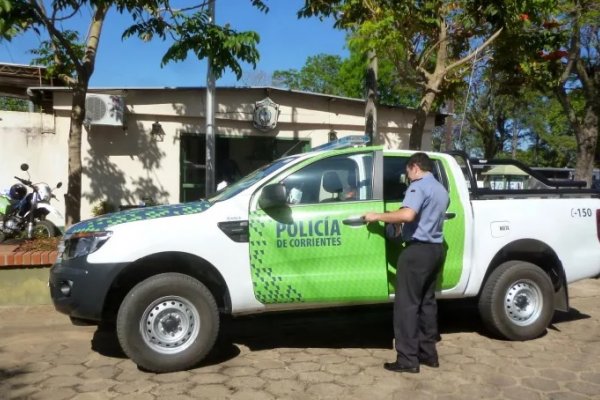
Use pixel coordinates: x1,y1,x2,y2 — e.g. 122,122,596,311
12,88,437,223
0,110,67,228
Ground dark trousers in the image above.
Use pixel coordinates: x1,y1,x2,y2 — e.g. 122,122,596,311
393,242,445,367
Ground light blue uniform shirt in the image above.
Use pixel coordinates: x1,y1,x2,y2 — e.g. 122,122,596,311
401,172,449,244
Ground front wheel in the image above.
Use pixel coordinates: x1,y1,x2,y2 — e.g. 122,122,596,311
33,220,59,238
478,261,555,341
117,273,219,373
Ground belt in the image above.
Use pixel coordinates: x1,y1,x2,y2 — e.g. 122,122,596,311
409,239,442,245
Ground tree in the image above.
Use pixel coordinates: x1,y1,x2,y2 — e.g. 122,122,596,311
298,1,560,150
0,0,267,225
273,54,347,96
493,0,599,184
273,51,421,107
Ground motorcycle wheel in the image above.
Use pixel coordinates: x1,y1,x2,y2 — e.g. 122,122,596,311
33,220,59,238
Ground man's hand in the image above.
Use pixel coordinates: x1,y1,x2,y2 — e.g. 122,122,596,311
363,212,380,223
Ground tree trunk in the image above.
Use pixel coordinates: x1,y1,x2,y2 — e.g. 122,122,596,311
511,120,518,159
573,105,598,185
65,86,86,226
444,100,454,151
365,50,378,144
64,4,107,226
409,89,437,150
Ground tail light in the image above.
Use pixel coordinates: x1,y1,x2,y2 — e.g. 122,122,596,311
597,210,600,243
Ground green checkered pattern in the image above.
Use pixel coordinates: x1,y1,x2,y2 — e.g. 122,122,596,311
249,202,388,305
67,201,211,234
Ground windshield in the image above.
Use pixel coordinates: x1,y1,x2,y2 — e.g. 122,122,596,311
208,155,300,203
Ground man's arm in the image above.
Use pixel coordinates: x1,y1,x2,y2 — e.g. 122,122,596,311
364,207,417,224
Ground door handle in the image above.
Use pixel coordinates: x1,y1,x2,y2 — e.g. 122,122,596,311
445,212,456,220
342,216,367,226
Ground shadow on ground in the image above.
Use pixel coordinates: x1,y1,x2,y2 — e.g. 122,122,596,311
88,302,590,366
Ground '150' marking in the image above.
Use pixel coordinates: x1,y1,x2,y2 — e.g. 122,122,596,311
571,208,592,218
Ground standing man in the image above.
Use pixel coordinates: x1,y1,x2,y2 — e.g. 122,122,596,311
364,152,449,373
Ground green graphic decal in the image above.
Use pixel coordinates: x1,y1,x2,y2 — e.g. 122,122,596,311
249,202,388,304
67,201,211,234
438,158,466,289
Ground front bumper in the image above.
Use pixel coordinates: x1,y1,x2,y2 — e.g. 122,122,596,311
49,257,128,322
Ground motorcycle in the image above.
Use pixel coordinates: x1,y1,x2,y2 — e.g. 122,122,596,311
0,163,63,242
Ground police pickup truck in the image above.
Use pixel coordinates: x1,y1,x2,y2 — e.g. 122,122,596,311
49,136,600,373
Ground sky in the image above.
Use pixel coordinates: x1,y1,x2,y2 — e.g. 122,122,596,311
1,0,348,88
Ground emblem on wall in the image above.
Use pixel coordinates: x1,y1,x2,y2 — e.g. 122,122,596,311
253,97,280,132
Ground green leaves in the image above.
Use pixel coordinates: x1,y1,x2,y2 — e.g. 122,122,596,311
122,2,265,80
29,30,85,81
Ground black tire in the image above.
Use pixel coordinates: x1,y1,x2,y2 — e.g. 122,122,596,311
478,260,554,341
116,273,219,373
33,220,59,238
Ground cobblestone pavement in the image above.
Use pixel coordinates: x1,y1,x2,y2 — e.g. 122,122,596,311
1,279,599,400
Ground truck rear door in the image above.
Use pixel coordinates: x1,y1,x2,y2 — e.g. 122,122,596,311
382,153,466,294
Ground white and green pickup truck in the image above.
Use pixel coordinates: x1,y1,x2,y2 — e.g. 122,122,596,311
50,137,600,372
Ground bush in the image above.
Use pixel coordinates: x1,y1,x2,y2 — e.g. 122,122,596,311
92,200,116,216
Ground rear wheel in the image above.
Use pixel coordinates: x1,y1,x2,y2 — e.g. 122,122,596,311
117,273,219,373
478,261,554,340
33,220,59,238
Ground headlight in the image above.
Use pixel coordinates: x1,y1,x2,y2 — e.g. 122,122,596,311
62,231,112,260
35,184,52,202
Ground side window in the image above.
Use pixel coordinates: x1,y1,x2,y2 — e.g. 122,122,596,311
384,156,448,201
282,153,374,205
384,157,409,201
477,164,551,190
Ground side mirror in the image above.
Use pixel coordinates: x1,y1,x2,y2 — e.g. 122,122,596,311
259,183,287,209
56,182,63,189
20,163,29,172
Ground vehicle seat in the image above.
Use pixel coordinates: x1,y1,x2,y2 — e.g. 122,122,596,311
321,171,343,202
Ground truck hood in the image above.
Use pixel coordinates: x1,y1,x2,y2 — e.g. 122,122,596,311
66,201,212,234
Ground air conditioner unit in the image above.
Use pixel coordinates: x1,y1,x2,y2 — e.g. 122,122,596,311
85,94,126,126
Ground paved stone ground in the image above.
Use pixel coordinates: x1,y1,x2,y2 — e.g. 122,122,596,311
1,279,599,400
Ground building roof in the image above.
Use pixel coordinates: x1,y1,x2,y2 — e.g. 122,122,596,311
0,63,56,98
26,85,448,125
27,84,402,106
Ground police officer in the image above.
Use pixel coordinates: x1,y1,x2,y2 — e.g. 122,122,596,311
364,152,449,373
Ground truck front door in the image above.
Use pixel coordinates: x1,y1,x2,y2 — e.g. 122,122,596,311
248,151,388,304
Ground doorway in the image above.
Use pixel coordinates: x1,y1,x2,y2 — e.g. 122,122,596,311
180,135,309,202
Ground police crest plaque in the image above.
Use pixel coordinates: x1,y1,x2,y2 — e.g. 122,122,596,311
253,97,279,132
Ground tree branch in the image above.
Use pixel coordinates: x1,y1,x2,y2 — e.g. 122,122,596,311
445,27,503,73
58,73,77,86
559,16,580,86
29,0,83,74
82,4,108,79
554,85,579,131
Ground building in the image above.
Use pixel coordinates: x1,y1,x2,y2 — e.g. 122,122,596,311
1,85,441,224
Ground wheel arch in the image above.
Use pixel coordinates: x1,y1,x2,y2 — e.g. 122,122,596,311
481,238,568,312
102,252,231,321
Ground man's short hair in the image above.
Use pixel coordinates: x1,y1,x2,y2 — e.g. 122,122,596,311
407,152,434,172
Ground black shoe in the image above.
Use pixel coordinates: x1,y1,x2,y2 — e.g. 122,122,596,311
419,358,439,368
383,361,419,373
